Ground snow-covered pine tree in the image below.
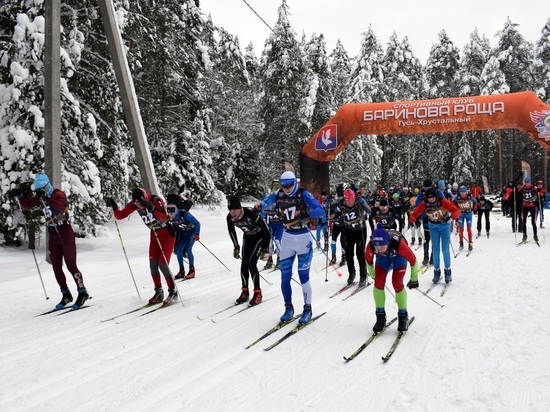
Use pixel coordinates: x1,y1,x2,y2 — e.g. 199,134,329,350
423,30,461,181
0,1,106,245
344,26,384,187
259,0,309,183
380,32,424,186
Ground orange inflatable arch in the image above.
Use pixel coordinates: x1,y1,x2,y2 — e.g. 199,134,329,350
299,91,550,194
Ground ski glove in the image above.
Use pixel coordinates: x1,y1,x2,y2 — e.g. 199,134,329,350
367,264,375,279
35,188,46,198
407,280,419,289
105,197,118,210
8,188,23,198
193,234,200,241
138,198,154,212
260,248,270,261
233,246,241,260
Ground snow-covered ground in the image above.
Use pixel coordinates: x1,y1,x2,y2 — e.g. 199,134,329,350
1,204,549,412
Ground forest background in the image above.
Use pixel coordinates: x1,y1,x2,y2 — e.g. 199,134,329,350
1,0,550,245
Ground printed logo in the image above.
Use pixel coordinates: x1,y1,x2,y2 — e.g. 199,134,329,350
530,110,550,142
314,125,337,152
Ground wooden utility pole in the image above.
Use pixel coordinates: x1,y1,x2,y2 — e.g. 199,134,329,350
44,0,61,189
97,0,159,195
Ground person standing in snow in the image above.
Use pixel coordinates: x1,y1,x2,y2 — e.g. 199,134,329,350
365,223,419,332
261,203,283,270
340,188,371,287
9,173,89,310
410,187,461,284
453,186,478,251
535,180,547,228
166,202,200,280
476,195,493,237
106,188,177,305
227,196,271,306
257,171,325,324
520,177,540,243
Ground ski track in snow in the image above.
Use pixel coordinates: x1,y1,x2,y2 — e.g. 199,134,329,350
1,206,550,411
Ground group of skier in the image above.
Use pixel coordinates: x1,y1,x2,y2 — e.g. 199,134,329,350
8,170,547,335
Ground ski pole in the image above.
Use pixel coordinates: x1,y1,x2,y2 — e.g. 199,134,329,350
113,217,141,300
309,230,342,277
415,288,445,308
198,239,231,271
15,201,49,299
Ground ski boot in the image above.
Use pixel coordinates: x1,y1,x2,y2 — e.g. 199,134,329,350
274,257,280,270
330,254,337,265
149,287,164,304
347,271,356,286
468,242,473,251
411,237,415,245
174,266,185,280
432,268,441,284
373,308,386,333
164,288,178,305
184,265,195,279
235,287,249,305
299,304,312,324
422,254,429,266
358,272,367,288
73,287,89,310
249,289,262,306
522,234,528,242
339,254,346,267
444,267,452,283
56,288,73,310
397,309,409,332
280,303,294,322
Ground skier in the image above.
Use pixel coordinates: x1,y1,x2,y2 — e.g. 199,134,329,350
520,177,540,242
339,188,371,287
453,186,478,251
10,174,89,310
257,171,325,324
369,198,403,232
410,187,461,284
166,203,200,280
365,223,419,332
476,196,493,237
414,179,435,266
227,196,271,306
328,200,346,266
106,188,177,305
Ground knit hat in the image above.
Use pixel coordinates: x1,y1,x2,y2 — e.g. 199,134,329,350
227,196,242,210
524,177,531,184
425,188,437,199
379,198,389,207
132,188,146,202
372,223,389,246
34,174,50,190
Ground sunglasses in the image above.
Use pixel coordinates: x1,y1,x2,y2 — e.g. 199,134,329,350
280,179,295,189
167,207,177,213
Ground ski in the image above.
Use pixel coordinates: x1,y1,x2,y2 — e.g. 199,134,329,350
343,317,397,362
138,301,178,317
211,296,276,323
535,240,541,247
197,302,242,321
342,283,370,301
516,240,529,246
329,283,355,298
440,283,450,297
419,264,432,275
36,306,73,317
381,316,415,362
424,282,437,295
101,303,160,322
466,248,473,257
245,315,300,349
264,312,327,351
53,305,92,316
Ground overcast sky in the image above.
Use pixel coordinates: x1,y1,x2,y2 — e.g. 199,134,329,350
200,0,549,63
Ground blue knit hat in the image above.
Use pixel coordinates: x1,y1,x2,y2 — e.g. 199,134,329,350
372,223,389,246
33,174,50,190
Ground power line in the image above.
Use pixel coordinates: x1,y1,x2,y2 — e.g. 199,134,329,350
241,0,275,34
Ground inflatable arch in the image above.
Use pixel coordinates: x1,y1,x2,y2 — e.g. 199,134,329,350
299,91,550,194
